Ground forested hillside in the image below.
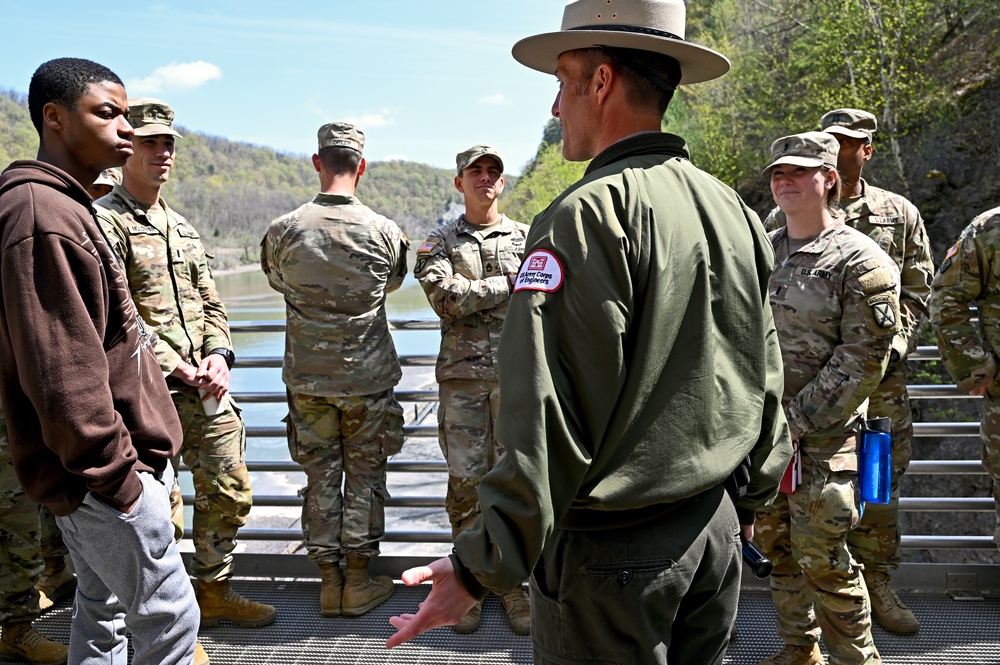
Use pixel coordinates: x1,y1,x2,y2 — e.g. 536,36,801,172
0,90,463,269
504,0,1000,261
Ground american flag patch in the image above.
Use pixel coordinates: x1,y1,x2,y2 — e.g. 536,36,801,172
417,241,438,253
943,242,959,262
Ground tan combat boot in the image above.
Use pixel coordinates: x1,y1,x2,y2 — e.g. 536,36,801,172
318,563,344,617
0,620,68,665
193,640,210,665
756,643,825,665
865,571,919,634
341,557,394,616
499,587,530,635
196,579,277,628
35,557,76,612
452,599,484,634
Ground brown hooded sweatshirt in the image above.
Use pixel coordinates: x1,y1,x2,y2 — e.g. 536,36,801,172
0,160,183,515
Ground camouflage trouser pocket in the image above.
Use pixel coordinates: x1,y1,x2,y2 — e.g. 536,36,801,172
368,483,388,540
382,397,405,457
807,463,860,533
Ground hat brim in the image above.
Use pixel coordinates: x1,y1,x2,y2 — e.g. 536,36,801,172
823,126,870,140
458,154,504,176
761,156,829,177
512,29,730,84
133,125,183,139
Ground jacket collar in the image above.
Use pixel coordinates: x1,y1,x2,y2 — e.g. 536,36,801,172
586,132,690,176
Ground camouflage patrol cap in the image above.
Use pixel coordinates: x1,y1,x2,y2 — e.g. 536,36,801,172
456,145,504,176
821,108,877,142
762,131,840,176
128,97,183,138
93,167,122,188
317,122,365,153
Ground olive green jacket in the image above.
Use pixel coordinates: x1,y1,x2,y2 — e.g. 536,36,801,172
455,133,792,592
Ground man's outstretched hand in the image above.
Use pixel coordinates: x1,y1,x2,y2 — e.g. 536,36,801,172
385,556,478,649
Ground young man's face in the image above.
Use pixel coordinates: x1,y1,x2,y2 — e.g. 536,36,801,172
57,81,133,174
454,156,504,204
124,134,176,190
831,134,872,182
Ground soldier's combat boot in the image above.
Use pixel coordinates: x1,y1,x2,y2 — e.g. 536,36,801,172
499,587,530,635
756,643,824,665
0,621,68,665
196,579,277,628
341,557,393,616
318,563,344,617
866,571,919,633
452,599,484,634
194,640,210,665
35,557,76,612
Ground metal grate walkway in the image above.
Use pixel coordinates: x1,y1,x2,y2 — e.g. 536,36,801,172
7,580,1000,664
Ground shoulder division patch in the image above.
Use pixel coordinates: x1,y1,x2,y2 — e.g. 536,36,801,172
514,249,564,293
867,293,899,331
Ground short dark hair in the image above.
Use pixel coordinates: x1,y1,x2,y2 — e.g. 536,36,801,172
28,58,123,136
575,47,681,116
318,146,363,177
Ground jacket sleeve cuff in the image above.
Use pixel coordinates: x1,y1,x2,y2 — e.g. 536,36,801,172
449,551,489,600
735,506,756,526
95,469,143,513
957,355,999,393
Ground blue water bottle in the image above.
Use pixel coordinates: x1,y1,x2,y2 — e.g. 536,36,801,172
859,417,892,504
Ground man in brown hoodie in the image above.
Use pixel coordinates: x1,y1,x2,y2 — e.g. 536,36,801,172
0,58,201,665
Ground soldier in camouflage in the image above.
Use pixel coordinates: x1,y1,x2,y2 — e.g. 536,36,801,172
764,109,933,635
931,206,1000,550
755,132,900,665
96,98,276,633
414,145,530,635
261,122,409,617
0,403,69,664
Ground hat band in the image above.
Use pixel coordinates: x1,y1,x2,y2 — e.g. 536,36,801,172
600,46,676,93
570,24,684,42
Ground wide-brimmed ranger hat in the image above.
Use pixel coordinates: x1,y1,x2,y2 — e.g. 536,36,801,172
512,0,730,85
762,131,840,177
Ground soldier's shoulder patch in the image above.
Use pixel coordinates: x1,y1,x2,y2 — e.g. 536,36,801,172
417,240,439,254
943,242,959,263
857,264,895,295
868,294,898,329
514,249,564,293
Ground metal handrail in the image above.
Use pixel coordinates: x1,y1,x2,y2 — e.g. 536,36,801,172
217,321,996,552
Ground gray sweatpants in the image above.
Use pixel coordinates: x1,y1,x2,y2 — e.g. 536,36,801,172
56,465,199,665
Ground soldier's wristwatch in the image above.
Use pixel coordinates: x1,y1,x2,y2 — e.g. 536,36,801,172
208,347,236,370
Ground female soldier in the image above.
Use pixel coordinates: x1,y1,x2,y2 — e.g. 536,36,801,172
754,132,901,665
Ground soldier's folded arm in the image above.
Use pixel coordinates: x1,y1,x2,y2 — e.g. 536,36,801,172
415,243,511,319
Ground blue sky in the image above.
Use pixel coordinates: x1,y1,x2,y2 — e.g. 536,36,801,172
1,1,571,174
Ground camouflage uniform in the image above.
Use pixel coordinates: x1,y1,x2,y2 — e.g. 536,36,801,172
755,224,901,664
261,192,408,564
0,406,41,624
96,186,250,582
413,214,528,537
931,206,1000,545
765,181,933,572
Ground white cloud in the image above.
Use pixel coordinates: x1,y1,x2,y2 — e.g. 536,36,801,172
342,112,394,128
478,93,510,106
382,154,408,162
127,61,222,94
